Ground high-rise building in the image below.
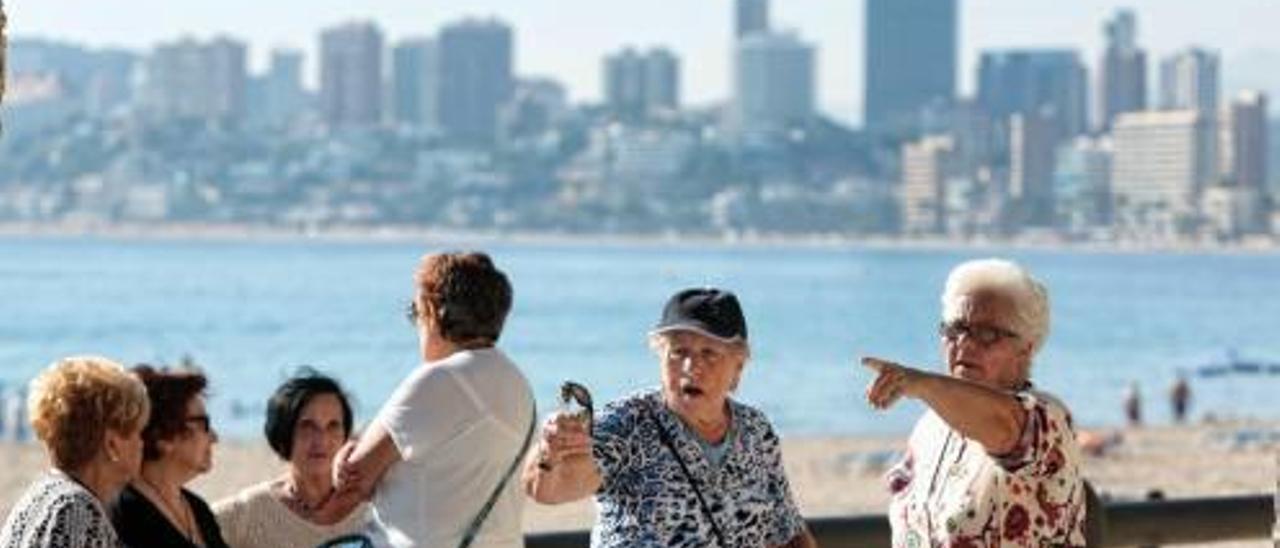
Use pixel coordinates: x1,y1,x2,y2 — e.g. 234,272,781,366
603,47,680,121
736,0,769,39
1054,136,1114,230
1112,110,1214,217
644,48,679,116
1219,90,1268,190
259,48,305,127
145,36,247,123
864,0,957,135
437,18,513,146
319,21,384,129
734,31,815,134
1160,47,1219,117
392,38,437,128
499,77,567,144
1098,10,1147,132
901,135,956,235
1008,112,1059,227
977,49,1089,141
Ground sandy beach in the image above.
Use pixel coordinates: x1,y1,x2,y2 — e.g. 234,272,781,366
0,420,1274,546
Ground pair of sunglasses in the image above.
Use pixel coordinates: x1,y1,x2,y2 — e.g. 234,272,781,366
559,380,594,430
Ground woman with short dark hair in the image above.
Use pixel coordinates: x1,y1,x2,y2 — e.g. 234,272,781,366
214,369,370,548
111,365,229,548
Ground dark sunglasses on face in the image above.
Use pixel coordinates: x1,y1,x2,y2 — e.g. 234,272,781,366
184,414,213,434
405,300,419,325
939,320,1020,346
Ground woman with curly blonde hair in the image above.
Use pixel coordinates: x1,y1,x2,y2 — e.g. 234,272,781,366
0,356,150,548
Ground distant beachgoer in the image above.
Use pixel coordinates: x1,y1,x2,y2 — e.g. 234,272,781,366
214,369,371,548
1123,381,1141,426
331,251,534,547
0,356,150,548
524,287,816,547
1170,375,1191,423
863,258,1085,546
3,384,25,442
111,365,229,548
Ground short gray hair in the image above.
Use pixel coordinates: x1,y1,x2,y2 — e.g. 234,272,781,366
941,258,1050,355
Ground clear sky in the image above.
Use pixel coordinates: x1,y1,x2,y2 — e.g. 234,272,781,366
11,0,1280,123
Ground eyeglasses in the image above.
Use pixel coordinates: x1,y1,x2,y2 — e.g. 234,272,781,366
184,415,213,434
405,300,419,325
664,346,731,368
939,320,1020,347
559,380,594,430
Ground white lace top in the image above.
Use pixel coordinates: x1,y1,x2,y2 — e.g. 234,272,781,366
213,480,371,548
0,470,120,548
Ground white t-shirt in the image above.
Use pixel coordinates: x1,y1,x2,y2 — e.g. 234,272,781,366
367,348,534,548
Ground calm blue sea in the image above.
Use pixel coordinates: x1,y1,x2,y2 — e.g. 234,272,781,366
2,236,1279,439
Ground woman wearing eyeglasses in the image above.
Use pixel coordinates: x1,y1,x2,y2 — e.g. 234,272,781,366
863,259,1085,547
111,366,229,548
524,287,816,548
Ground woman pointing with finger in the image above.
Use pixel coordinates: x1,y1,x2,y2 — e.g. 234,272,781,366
863,259,1086,548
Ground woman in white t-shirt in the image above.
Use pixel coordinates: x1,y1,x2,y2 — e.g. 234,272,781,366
214,369,371,548
329,251,534,548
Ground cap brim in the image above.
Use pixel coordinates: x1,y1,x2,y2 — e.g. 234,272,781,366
648,324,745,344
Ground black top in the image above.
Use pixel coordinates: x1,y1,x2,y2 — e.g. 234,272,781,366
110,484,229,548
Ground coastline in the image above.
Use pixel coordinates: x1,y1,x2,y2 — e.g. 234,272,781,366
0,220,1278,255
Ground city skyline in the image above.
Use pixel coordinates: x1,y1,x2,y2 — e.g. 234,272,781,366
12,0,1280,125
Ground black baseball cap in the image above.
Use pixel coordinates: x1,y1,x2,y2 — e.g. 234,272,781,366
651,288,748,342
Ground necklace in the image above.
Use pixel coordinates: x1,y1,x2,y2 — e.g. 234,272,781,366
284,478,333,518
138,476,199,545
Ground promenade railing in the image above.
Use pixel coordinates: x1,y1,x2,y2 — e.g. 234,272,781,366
525,494,1273,547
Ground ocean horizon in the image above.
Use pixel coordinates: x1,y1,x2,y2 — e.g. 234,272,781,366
2,234,1279,439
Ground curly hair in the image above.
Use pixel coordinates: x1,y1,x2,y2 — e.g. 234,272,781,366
28,356,150,471
411,251,513,345
132,365,209,461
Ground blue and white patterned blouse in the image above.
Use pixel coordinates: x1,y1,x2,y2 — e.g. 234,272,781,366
590,389,805,548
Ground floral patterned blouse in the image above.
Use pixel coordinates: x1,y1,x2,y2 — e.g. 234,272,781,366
590,389,806,548
886,388,1086,548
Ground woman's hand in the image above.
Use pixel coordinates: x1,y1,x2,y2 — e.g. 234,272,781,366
535,412,593,471
863,356,925,410
331,440,361,495
523,411,601,504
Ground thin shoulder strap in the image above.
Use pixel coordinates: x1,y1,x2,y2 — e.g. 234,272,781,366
458,400,537,548
648,407,729,547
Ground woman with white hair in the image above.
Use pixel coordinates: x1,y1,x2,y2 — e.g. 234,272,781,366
863,258,1085,547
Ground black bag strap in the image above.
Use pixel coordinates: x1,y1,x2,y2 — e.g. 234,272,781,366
458,400,537,548
648,408,729,547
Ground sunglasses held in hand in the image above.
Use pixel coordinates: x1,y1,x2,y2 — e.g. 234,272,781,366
559,380,594,431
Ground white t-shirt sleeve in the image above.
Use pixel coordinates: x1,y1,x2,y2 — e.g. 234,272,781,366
375,366,480,462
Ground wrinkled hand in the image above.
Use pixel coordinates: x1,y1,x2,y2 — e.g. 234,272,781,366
331,440,360,495
535,411,593,471
863,356,925,410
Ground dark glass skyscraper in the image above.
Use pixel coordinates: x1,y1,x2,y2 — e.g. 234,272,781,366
863,0,957,136
438,18,513,146
736,0,769,39
977,49,1089,141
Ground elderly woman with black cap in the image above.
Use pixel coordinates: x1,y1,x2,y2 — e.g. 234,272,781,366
524,287,816,548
